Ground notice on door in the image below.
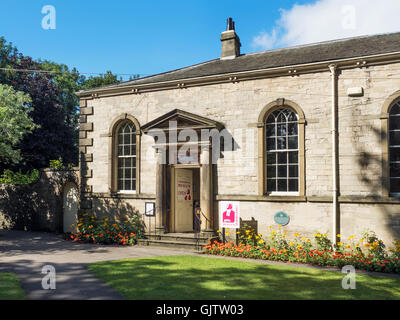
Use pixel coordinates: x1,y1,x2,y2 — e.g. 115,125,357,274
177,179,191,201
219,201,240,228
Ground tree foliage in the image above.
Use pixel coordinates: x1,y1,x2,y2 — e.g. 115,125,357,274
81,70,122,90
0,37,123,172
0,84,38,166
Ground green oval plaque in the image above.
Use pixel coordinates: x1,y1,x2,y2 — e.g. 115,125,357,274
274,211,290,226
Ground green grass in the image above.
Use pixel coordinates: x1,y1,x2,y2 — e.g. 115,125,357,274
88,255,400,300
0,273,26,300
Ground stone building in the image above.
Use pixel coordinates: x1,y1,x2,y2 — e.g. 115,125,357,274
77,20,400,245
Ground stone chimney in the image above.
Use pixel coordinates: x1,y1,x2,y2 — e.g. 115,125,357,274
220,18,241,60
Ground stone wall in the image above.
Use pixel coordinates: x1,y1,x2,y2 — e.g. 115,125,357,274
80,62,400,244
0,169,79,232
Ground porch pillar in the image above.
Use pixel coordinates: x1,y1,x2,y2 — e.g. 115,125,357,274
155,148,166,233
200,144,213,233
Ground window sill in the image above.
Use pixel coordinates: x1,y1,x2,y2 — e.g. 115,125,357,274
216,194,306,202
91,192,156,200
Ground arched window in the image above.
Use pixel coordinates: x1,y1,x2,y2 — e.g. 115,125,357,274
258,99,305,196
109,115,141,194
389,101,400,195
117,121,137,192
265,108,299,193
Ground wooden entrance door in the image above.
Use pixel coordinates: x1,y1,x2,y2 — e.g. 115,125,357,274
174,168,193,232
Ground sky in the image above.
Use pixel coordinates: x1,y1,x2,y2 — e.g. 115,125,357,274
1,0,400,80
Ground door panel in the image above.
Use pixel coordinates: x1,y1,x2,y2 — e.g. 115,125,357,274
174,168,193,232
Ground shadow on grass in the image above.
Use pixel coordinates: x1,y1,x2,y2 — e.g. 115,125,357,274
88,255,400,300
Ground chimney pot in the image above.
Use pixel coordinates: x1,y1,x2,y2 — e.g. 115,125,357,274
220,18,241,60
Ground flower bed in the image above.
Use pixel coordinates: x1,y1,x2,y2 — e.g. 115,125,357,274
204,226,400,273
66,213,145,246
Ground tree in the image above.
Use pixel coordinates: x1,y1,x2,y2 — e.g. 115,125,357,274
0,37,123,170
81,70,122,90
8,56,77,169
0,84,37,167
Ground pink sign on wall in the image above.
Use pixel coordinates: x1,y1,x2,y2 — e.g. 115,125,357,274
219,201,240,228
177,180,191,201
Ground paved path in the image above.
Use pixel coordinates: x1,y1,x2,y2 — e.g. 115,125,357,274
0,230,195,300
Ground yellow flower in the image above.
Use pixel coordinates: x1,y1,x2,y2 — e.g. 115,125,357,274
282,249,287,253
355,244,360,248
372,241,379,246
315,233,322,238
297,244,302,249
301,237,306,240
217,230,221,233
258,240,264,244
294,233,300,237
306,239,311,243
337,242,343,246
103,223,107,227
347,235,355,240
236,232,240,234
337,234,341,238
345,244,351,249
89,225,93,229
289,242,295,246
364,243,370,247
225,232,230,236
105,218,109,222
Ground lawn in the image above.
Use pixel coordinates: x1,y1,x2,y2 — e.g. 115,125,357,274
88,255,400,300
0,273,26,300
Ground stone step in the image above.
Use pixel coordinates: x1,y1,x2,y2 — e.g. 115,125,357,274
138,238,209,251
144,233,212,243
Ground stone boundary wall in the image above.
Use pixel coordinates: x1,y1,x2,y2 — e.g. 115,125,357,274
0,168,79,232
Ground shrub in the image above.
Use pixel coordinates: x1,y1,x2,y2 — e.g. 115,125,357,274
66,212,145,246
204,227,400,274
0,169,39,185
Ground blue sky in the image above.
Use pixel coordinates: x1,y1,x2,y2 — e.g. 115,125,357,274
1,0,400,80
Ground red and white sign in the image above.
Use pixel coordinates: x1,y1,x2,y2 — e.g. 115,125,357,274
177,179,191,201
219,201,240,228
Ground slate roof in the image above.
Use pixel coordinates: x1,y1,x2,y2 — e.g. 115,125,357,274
81,32,400,91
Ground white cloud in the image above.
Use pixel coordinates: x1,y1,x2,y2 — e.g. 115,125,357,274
252,0,400,50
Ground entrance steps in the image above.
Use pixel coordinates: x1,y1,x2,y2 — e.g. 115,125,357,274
138,232,217,251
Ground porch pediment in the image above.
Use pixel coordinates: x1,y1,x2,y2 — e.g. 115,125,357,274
141,109,223,133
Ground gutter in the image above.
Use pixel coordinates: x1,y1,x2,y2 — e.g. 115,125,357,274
329,64,339,245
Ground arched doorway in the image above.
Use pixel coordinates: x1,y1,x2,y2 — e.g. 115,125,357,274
63,182,78,233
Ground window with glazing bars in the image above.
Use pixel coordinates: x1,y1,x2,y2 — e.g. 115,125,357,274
265,108,299,193
389,101,400,194
117,122,136,192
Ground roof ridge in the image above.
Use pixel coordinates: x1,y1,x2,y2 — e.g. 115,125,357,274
245,31,400,57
